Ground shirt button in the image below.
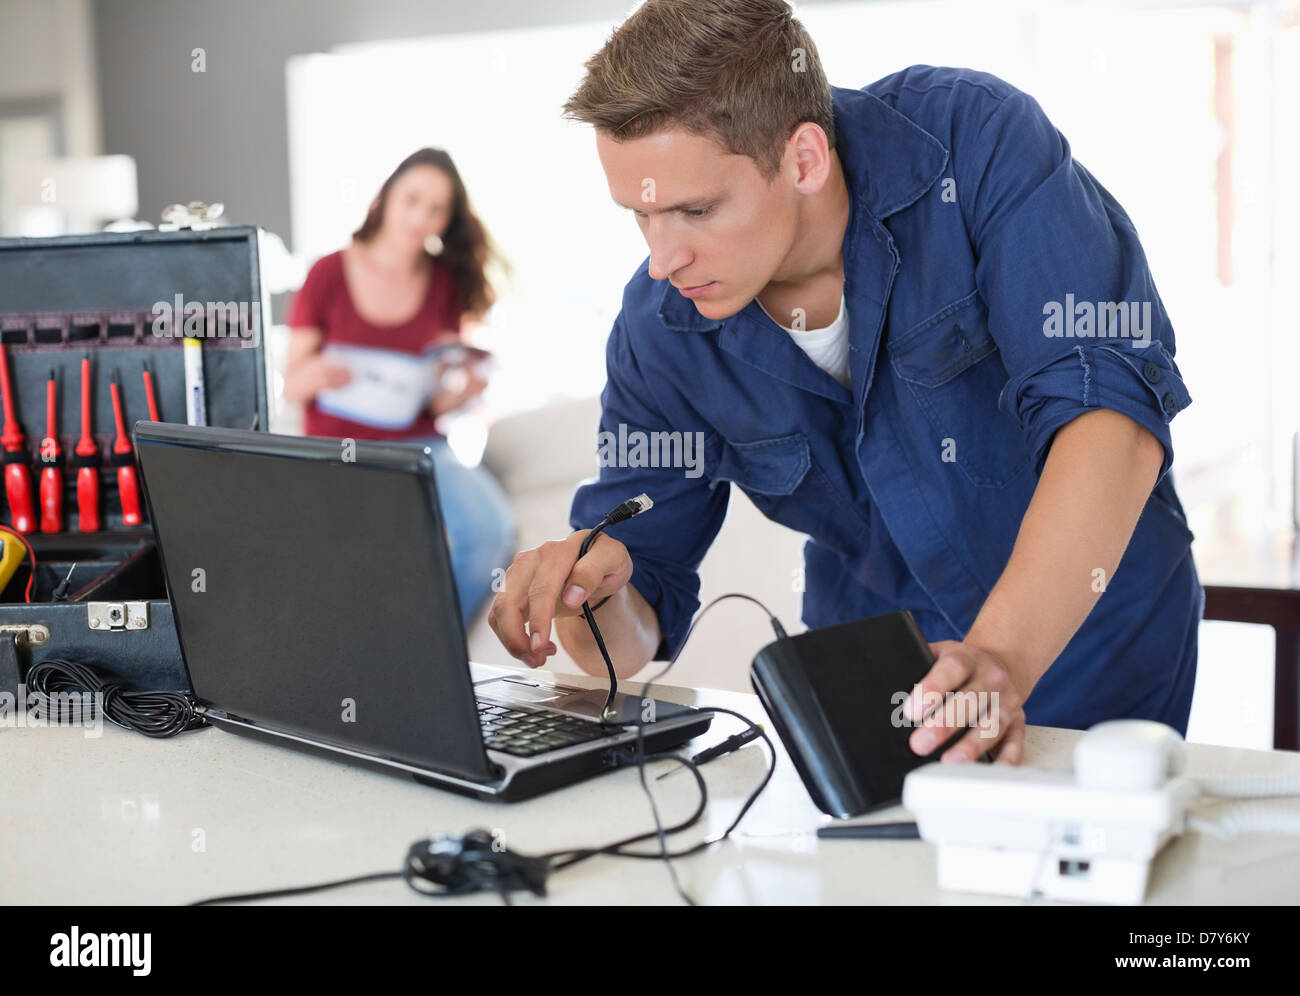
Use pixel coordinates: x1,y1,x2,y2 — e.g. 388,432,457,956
1143,361,1162,384
1161,392,1179,415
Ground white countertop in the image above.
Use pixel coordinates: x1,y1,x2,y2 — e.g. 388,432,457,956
3,663,1299,905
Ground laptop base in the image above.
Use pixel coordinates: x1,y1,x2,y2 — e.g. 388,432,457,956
205,707,712,802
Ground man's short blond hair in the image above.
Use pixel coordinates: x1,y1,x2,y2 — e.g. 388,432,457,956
563,0,835,181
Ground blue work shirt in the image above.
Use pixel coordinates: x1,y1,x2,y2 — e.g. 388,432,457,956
569,66,1202,735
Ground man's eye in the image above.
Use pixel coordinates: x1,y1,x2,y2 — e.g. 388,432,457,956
685,206,712,218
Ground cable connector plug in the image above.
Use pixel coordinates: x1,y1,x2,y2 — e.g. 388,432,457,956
52,562,77,602
605,492,653,525
605,747,642,768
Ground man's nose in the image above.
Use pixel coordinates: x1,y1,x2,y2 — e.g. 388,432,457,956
645,226,691,282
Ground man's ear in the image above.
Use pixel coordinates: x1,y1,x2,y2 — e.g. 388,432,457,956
788,122,833,192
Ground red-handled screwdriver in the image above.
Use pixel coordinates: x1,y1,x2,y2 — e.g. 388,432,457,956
109,369,141,526
0,344,35,533
39,368,62,533
75,355,100,533
142,360,161,421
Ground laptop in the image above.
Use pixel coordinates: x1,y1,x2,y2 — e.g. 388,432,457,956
133,422,712,802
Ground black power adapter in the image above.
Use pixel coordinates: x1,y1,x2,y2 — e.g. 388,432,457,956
751,610,991,819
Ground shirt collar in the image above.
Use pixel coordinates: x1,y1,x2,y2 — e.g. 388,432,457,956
658,83,949,333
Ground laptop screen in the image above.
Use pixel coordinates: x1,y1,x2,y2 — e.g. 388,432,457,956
134,424,495,782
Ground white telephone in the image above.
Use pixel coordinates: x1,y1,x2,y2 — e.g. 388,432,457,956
901,719,1300,904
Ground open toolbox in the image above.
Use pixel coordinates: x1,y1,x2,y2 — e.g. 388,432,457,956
0,226,270,695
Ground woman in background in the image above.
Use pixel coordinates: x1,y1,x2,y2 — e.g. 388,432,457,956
285,148,516,627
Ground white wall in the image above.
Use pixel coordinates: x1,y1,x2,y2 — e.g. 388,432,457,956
0,0,102,155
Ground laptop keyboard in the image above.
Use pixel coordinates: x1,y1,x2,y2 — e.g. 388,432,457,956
477,701,609,757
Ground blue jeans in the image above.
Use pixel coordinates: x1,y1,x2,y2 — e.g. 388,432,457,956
415,437,517,629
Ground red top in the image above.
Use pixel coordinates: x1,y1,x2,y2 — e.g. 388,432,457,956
286,249,462,440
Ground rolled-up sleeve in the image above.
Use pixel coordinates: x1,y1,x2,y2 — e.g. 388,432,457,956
568,314,729,661
961,89,1192,481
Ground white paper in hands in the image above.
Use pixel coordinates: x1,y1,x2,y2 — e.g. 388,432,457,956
315,343,434,430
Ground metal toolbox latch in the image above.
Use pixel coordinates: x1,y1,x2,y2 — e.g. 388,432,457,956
87,602,150,631
0,623,51,647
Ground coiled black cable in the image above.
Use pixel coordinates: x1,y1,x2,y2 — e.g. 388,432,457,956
25,658,207,738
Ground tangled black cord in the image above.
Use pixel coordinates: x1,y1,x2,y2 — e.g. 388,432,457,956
568,587,786,904
191,714,775,908
552,705,777,889
25,658,207,738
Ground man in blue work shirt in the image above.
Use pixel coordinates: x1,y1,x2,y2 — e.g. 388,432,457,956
486,0,1202,765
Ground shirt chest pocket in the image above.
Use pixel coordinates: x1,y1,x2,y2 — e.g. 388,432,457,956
702,431,869,554
886,291,1030,488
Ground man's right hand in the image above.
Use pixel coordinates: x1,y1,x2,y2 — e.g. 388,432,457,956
487,529,633,669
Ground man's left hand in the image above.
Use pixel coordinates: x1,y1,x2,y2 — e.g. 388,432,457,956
904,640,1028,765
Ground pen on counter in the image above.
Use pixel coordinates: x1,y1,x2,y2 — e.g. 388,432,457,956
817,821,920,840
656,724,764,780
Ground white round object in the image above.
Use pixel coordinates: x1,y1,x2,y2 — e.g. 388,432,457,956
1073,719,1186,790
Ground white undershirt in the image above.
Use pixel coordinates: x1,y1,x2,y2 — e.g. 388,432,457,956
758,294,852,390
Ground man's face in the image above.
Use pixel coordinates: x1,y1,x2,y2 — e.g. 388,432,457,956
597,126,799,320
